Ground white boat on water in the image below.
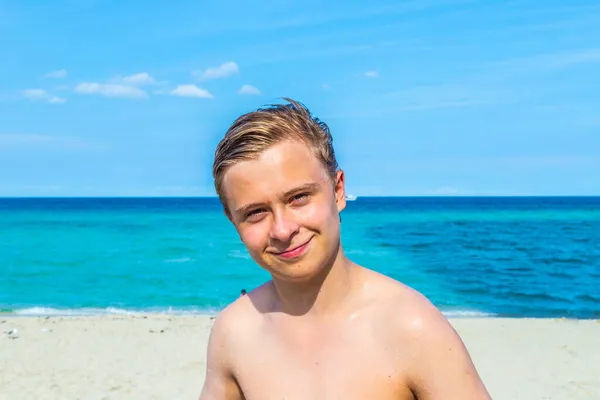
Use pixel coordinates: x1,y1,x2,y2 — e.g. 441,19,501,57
345,194,358,201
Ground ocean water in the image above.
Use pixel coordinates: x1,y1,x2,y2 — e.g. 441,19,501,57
1,197,599,319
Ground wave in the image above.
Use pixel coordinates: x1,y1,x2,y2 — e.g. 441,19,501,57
4,306,221,317
441,309,497,318
2,306,496,319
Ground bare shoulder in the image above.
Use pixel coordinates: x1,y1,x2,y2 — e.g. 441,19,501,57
361,268,492,399
199,283,272,400
359,267,460,340
376,274,451,339
209,281,273,344
357,267,449,340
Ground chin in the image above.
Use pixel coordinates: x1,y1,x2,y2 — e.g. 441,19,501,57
265,259,332,283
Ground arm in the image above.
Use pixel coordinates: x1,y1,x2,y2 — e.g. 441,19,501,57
403,299,492,399
199,316,244,400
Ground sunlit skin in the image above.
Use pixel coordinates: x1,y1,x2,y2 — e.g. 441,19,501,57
223,140,349,315
199,140,492,400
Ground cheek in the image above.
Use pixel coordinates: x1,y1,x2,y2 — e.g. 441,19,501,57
238,225,268,252
296,200,335,225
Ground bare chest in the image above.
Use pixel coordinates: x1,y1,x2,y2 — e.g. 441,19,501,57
234,322,414,400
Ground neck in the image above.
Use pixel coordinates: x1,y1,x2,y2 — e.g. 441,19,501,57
270,246,358,317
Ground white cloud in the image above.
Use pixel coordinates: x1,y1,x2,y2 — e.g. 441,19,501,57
22,89,66,104
48,96,67,104
121,72,156,86
364,70,379,78
45,69,68,79
74,82,148,98
170,84,213,99
193,61,239,80
74,72,164,99
22,89,48,99
238,84,261,95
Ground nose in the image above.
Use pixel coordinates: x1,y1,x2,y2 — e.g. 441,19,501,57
269,208,300,243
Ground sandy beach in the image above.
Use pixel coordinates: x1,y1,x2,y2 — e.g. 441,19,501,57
1,315,599,399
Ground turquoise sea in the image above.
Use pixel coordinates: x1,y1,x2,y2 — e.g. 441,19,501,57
1,197,599,318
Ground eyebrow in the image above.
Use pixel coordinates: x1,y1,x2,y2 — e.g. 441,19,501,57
234,182,321,216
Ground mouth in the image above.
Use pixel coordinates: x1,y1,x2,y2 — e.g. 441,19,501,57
272,237,313,260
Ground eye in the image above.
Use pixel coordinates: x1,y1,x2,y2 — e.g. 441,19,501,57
290,192,310,205
245,208,266,222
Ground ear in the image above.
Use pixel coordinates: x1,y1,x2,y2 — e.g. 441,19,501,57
333,169,347,213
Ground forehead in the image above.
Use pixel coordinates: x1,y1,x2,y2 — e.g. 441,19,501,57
222,140,329,206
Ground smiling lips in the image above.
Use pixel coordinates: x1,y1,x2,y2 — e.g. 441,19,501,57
273,238,312,259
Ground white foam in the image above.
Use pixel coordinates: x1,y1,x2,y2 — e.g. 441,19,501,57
442,309,496,318
10,306,221,317
9,306,494,319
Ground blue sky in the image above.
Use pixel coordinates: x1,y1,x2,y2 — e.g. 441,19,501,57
1,0,599,197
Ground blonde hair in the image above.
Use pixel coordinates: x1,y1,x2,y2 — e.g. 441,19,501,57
213,98,339,210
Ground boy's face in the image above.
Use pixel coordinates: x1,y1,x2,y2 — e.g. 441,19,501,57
221,139,346,282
